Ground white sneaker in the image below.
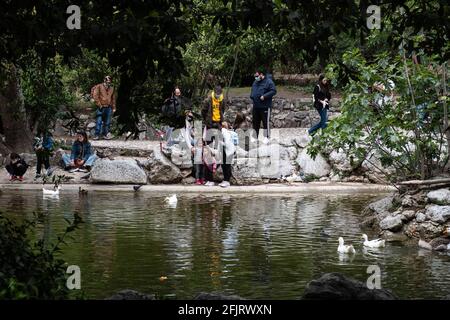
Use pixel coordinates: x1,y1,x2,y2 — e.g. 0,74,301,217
204,181,215,186
262,137,270,144
219,181,230,188
105,133,113,140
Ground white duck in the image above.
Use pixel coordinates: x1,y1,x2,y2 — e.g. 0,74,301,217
362,234,386,248
43,186,60,196
164,194,178,206
337,237,356,254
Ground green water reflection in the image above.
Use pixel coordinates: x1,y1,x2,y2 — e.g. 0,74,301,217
1,190,449,299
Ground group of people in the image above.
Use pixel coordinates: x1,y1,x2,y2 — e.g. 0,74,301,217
5,69,335,185
169,67,278,188
5,74,114,182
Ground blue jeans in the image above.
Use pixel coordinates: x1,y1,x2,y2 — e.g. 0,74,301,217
95,106,112,136
62,153,97,168
308,107,328,135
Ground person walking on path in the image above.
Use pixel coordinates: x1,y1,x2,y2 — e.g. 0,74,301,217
92,75,116,140
308,74,331,136
250,67,277,141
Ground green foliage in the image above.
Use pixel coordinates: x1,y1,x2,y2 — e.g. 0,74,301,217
63,48,119,98
308,47,448,181
0,212,83,299
20,52,74,134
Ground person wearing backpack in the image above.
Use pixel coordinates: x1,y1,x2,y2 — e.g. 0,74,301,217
33,130,54,179
308,74,331,135
92,75,116,140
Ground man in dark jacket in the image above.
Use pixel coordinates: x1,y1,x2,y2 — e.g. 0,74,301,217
250,68,277,139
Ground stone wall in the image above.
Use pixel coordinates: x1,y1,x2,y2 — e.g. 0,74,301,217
362,189,450,245
223,97,341,129
50,96,342,140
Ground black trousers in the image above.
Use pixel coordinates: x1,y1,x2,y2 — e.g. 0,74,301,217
252,108,271,138
36,151,50,174
6,164,28,176
204,148,232,182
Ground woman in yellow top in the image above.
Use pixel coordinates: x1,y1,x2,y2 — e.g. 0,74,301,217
201,85,225,186
202,85,225,130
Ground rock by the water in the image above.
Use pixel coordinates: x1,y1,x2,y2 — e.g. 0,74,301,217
19,153,37,167
416,211,427,223
302,273,397,300
90,159,147,184
427,189,450,205
296,149,330,178
416,222,445,239
401,195,418,207
425,205,450,224
143,148,183,184
379,215,403,231
107,289,155,300
401,210,416,222
328,150,354,173
367,195,394,218
194,292,245,300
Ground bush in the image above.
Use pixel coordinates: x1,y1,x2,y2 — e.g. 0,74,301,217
0,212,82,299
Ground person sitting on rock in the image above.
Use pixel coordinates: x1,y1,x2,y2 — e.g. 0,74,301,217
61,131,97,172
5,153,29,182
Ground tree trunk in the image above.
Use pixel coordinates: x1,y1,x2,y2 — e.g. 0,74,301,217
0,63,34,153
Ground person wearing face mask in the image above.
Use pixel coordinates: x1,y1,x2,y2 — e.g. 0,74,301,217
92,75,116,140
250,67,277,141
308,74,331,136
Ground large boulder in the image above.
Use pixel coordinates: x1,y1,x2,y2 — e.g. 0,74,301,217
366,195,394,219
169,144,193,169
302,273,397,300
296,149,330,178
90,159,147,184
232,157,263,185
328,150,354,173
425,205,450,224
143,148,183,184
20,153,37,167
427,189,450,205
258,144,295,178
379,215,403,231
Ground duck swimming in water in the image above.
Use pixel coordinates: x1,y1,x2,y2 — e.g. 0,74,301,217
338,237,356,254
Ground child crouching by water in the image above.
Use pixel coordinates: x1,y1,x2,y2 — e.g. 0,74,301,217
5,153,29,182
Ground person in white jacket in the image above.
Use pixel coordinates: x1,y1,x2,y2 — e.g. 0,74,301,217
218,122,237,188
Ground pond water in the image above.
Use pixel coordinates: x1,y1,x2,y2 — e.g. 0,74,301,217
1,190,450,299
